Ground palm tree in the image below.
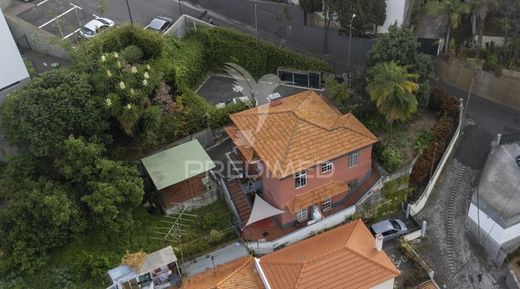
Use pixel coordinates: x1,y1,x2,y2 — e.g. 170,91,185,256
427,0,471,53
366,62,419,143
473,0,498,58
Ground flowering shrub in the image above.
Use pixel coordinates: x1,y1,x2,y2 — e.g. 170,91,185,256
93,51,162,136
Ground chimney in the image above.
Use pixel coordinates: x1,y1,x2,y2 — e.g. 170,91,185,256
375,233,383,252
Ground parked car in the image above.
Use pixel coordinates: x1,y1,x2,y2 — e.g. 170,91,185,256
370,219,408,241
216,96,256,109
145,16,174,34
78,18,115,39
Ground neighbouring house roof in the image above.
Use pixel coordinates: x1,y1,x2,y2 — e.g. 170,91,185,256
181,256,263,289
473,137,520,228
0,8,29,93
285,180,348,213
227,90,377,179
141,140,216,190
416,280,440,289
108,246,177,283
259,219,400,289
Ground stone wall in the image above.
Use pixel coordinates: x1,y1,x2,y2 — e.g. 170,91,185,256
436,58,520,111
5,13,69,59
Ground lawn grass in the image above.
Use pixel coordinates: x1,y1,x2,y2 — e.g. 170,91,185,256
23,199,236,289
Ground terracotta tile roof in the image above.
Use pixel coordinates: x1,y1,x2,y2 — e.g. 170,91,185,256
285,180,348,213
416,280,439,289
224,126,256,162
181,256,263,289
259,219,400,289
227,90,378,179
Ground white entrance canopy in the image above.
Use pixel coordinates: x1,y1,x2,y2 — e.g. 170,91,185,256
243,194,287,229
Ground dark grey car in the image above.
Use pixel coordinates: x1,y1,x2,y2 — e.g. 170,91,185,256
370,219,408,241
145,16,174,34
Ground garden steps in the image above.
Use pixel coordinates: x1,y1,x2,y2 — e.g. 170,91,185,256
227,179,252,225
344,168,381,208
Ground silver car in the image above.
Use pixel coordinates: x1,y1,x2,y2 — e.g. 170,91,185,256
78,18,115,39
145,16,174,34
370,219,408,241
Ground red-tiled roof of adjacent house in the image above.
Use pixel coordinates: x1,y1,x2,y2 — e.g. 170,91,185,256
285,180,348,213
227,90,378,179
181,256,263,289
259,219,400,289
416,280,439,289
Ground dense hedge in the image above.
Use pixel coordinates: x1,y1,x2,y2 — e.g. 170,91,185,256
188,27,332,79
409,88,459,196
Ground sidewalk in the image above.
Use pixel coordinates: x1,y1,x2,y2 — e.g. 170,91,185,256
180,242,249,277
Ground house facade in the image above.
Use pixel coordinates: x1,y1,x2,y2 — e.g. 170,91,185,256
226,90,378,228
467,134,520,266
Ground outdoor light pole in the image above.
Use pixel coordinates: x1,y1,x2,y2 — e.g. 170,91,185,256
125,0,134,24
347,13,356,83
178,0,183,17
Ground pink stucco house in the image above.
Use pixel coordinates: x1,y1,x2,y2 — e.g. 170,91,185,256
225,90,378,233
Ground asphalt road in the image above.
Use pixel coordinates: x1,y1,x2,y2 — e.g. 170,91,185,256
16,0,374,71
431,79,520,170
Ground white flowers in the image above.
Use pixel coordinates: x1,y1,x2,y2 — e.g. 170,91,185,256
130,88,135,95
142,79,148,86
232,85,244,93
146,64,151,70
119,81,126,90
130,66,138,74
143,72,149,79
113,52,119,58
126,104,133,110
105,98,112,107
117,61,121,68
106,69,112,77
101,55,106,62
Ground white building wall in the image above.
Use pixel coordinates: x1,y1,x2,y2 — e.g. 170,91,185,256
377,0,407,33
0,8,29,94
370,278,395,289
467,203,520,245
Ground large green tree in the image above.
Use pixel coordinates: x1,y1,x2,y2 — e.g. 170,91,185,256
327,0,386,33
473,0,498,57
366,62,419,142
427,0,471,53
299,0,322,26
0,70,108,159
367,25,432,108
56,137,144,232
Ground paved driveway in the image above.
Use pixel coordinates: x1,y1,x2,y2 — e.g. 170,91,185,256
180,241,248,277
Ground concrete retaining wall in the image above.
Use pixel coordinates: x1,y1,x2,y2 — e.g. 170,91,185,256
506,269,520,289
0,0,13,10
436,58,520,111
410,99,464,215
5,13,69,59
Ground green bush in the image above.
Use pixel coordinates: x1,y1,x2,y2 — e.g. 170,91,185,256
188,27,332,79
121,45,143,64
208,102,250,129
380,146,403,172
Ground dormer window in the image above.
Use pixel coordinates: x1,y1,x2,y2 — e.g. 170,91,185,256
321,161,333,173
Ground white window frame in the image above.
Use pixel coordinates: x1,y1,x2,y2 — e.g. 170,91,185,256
294,170,307,189
347,151,359,167
320,161,333,173
322,197,332,212
348,178,359,191
296,208,308,221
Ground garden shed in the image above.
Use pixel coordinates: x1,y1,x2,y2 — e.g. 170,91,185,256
141,139,217,214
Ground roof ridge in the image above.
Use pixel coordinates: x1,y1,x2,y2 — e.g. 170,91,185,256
216,256,253,287
279,117,304,176
335,114,378,140
345,222,400,275
292,259,309,289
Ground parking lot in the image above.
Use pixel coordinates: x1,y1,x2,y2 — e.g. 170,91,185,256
17,0,104,40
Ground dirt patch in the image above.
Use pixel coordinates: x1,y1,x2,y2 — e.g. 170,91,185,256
378,111,438,165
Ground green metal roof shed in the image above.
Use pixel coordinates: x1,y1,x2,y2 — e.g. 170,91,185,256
141,140,216,191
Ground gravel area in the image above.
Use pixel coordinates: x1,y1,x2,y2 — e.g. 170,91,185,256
415,159,507,288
